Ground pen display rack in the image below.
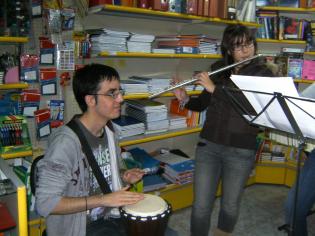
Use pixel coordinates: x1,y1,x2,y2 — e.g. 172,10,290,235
0,115,32,157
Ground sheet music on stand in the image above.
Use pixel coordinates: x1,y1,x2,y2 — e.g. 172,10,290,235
229,75,315,140
225,75,315,236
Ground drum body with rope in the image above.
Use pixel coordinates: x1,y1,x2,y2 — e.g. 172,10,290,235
119,194,172,236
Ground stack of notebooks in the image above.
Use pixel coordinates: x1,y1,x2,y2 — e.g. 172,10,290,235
153,150,195,185
89,28,130,55
168,114,187,130
198,37,220,54
120,80,148,94
127,33,155,53
128,147,167,192
125,99,169,134
112,115,145,139
129,76,171,94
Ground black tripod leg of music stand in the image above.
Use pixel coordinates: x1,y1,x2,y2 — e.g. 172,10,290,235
288,141,305,236
278,223,290,235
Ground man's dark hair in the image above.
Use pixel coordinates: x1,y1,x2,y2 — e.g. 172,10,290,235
221,24,257,65
72,64,120,112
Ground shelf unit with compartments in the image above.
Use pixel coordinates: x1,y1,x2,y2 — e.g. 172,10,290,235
0,37,32,159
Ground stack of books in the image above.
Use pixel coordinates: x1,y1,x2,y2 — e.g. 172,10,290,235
112,115,145,139
153,150,195,185
120,80,148,94
89,28,130,55
127,33,155,53
198,37,220,54
129,76,171,94
153,35,220,55
128,147,167,192
142,174,167,192
125,99,169,134
152,48,176,54
168,114,187,130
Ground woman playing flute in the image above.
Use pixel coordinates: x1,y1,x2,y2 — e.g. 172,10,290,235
173,24,275,236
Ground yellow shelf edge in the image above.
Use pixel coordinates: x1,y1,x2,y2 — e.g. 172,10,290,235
123,90,201,99
1,150,33,159
258,6,315,12
294,79,315,84
92,5,260,27
0,36,28,43
0,83,29,90
256,161,287,166
28,217,46,226
98,52,222,58
17,186,28,236
257,38,306,44
304,51,315,56
119,127,202,146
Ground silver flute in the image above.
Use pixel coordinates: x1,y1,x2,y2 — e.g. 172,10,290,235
149,54,263,99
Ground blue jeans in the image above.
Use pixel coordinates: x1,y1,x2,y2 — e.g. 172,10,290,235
191,140,255,236
285,148,315,236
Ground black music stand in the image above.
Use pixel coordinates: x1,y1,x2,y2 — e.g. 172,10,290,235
222,85,315,236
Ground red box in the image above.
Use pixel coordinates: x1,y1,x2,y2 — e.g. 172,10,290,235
21,89,41,102
40,68,57,81
34,109,51,124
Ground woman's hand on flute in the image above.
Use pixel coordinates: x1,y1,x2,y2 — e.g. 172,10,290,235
195,72,216,94
172,76,189,102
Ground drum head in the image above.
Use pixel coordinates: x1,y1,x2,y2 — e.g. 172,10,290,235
122,194,167,217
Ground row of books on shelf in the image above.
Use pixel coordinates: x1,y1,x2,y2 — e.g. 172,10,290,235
89,29,221,55
89,0,315,23
256,0,315,8
255,138,308,164
256,11,314,42
89,0,233,19
122,75,203,94
266,51,315,80
112,99,206,139
125,147,195,192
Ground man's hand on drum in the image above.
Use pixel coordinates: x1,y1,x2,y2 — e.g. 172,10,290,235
123,168,145,184
102,186,144,207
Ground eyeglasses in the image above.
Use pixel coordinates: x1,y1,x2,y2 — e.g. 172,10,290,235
90,89,125,99
233,42,254,52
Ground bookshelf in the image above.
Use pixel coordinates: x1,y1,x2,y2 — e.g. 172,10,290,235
0,36,31,160
76,3,315,209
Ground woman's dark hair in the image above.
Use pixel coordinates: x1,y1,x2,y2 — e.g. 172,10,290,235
221,24,257,65
72,64,120,112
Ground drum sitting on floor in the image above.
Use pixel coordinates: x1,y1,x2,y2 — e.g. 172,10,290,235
119,194,172,236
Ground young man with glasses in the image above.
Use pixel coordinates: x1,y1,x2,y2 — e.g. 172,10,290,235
173,24,274,236
35,64,145,236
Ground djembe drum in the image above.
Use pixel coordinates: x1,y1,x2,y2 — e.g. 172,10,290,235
120,194,172,236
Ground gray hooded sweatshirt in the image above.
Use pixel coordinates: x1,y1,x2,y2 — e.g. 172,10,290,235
35,123,122,236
